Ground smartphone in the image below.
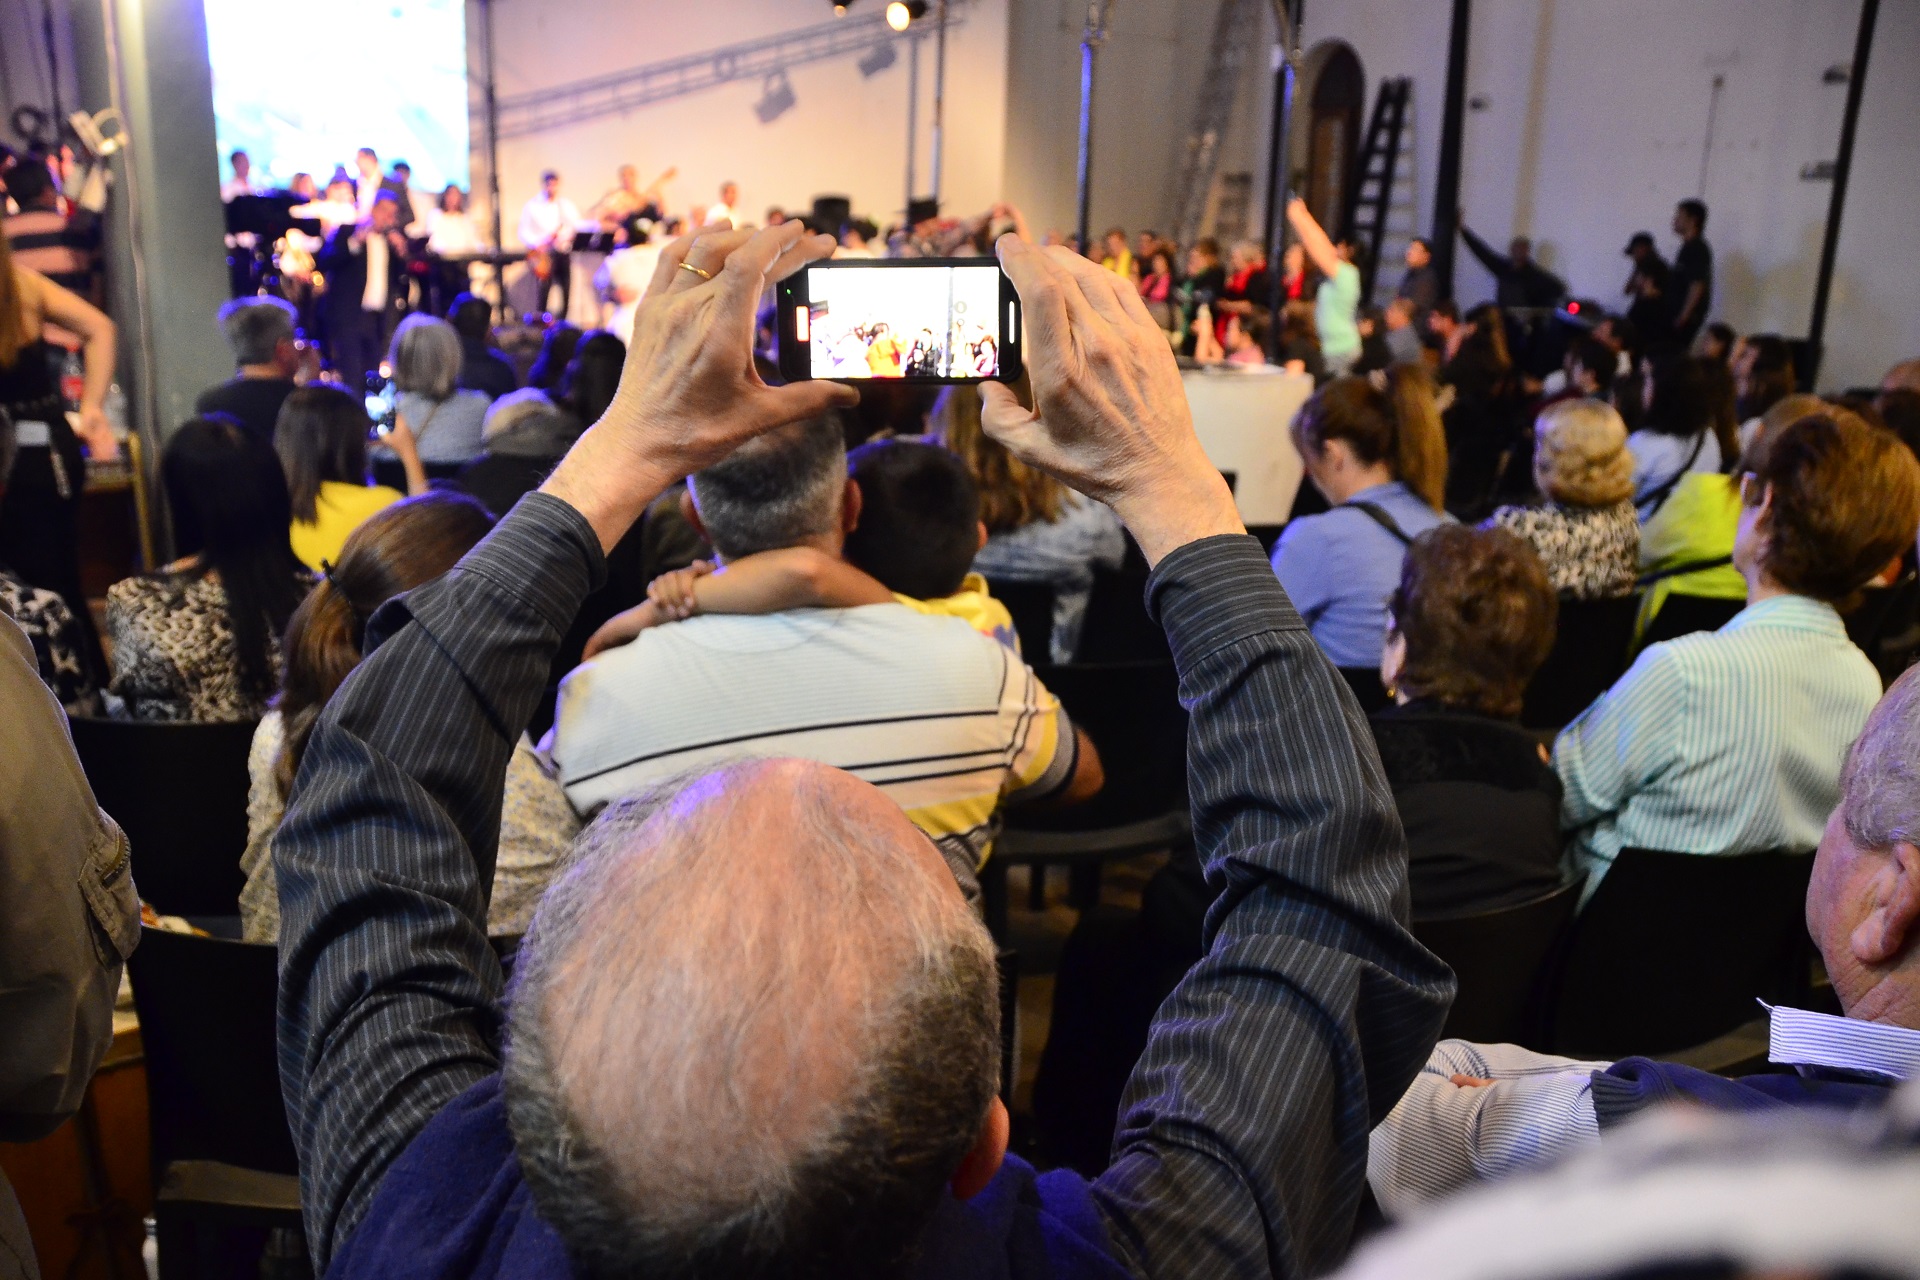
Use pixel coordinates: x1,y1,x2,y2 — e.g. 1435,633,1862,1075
364,378,397,437
776,258,1023,385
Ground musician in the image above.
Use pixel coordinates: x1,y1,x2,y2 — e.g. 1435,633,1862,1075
221,149,257,202
318,190,408,394
353,147,384,218
705,179,741,228
387,160,426,236
516,170,580,318
588,164,674,244
425,186,484,316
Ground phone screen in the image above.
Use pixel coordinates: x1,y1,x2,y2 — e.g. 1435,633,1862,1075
786,261,1012,382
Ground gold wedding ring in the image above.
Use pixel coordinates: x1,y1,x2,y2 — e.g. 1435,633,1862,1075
679,261,714,281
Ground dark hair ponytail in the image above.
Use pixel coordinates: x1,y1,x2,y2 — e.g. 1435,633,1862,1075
273,492,495,796
1291,370,1448,513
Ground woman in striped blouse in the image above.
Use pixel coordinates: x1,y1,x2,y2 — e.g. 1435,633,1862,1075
1552,406,1920,901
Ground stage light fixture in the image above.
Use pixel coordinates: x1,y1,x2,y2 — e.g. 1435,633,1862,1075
754,70,798,123
886,1,927,32
858,40,898,77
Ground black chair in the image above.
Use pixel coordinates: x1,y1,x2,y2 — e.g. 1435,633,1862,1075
1337,666,1391,714
68,716,257,917
1546,847,1815,1058
1520,594,1640,729
982,577,1056,663
1245,523,1287,557
995,947,1020,1107
125,926,304,1279
1411,880,1581,1046
1073,568,1170,663
371,456,466,492
1637,593,1745,650
982,660,1191,940
1846,572,1920,684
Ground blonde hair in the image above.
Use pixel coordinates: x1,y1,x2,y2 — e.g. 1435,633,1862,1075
929,386,1066,532
1533,399,1635,508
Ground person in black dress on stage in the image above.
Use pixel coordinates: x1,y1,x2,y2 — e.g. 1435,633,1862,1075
0,227,118,683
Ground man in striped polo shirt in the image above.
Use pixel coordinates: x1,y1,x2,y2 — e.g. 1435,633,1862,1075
544,412,1102,897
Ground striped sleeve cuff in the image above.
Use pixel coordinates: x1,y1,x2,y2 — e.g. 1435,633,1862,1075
1144,534,1306,672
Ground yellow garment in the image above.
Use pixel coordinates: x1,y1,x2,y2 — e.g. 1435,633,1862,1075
290,480,405,571
893,573,1021,655
1101,248,1135,279
1635,472,1748,642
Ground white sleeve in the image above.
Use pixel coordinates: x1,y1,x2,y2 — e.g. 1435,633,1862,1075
1367,1040,1610,1219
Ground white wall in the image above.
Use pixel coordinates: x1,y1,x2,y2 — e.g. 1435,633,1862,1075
483,0,1009,240
1297,0,1920,391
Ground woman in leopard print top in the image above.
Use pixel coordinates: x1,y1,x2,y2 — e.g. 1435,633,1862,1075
107,418,311,721
1484,398,1640,601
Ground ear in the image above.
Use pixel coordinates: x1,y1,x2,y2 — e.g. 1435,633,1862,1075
679,489,708,545
976,521,990,554
1853,841,1920,966
1380,629,1407,697
949,1097,1009,1201
842,477,863,535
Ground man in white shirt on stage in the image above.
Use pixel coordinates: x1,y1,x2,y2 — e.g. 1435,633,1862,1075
353,147,385,219
518,170,581,319
704,179,740,229
220,150,257,202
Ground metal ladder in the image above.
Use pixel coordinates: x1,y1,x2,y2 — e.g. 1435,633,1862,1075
1169,0,1264,249
1339,76,1413,302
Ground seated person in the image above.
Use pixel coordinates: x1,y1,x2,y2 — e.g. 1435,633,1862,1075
455,389,583,519
544,413,1102,895
1484,399,1640,600
380,315,492,466
269,223,1450,1280
194,295,304,441
0,414,96,712
1375,526,1566,916
275,384,426,570
1554,407,1920,900
587,437,1017,654
1370,661,1920,1217
1635,392,1823,640
1272,369,1452,670
1628,355,1737,520
107,417,313,721
936,386,1126,663
240,493,574,943
448,292,518,401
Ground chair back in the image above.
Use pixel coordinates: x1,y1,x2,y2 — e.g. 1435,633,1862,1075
1548,847,1815,1057
68,716,257,917
1337,666,1391,715
1638,593,1744,650
125,926,299,1177
1073,568,1170,663
1412,881,1581,1045
1520,593,1639,729
1018,660,1188,830
982,577,1056,662
1847,572,1920,683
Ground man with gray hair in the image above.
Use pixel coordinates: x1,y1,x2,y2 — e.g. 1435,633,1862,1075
194,294,303,440
1370,661,1920,1218
274,222,1451,1279
543,408,1102,897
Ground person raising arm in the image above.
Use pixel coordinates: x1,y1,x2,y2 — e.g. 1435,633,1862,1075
1287,198,1364,376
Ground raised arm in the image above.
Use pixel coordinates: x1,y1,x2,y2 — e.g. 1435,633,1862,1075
1286,197,1344,281
275,222,858,1270
982,237,1453,1276
1458,220,1510,278
30,269,119,460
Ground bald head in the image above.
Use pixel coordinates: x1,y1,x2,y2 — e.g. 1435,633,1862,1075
504,758,1000,1278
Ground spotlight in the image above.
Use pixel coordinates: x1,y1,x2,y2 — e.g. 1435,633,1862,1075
832,1,852,14
857,40,898,77
886,1,927,31
754,70,797,123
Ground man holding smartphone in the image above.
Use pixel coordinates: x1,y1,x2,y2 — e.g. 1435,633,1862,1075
274,221,1449,1279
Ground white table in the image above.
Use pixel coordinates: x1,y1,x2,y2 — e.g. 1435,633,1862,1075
1183,365,1314,528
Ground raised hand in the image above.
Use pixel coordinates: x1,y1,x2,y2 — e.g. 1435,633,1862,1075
540,222,858,551
979,237,1242,566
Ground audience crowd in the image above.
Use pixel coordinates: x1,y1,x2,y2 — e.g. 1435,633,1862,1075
10,130,1920,1280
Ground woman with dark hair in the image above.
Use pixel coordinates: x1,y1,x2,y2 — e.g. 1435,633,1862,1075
274,383,425,569
1272,368,1452,670
105,417,313,721
1557,407,1920,900
1733,333,1796,424
238,492,576,941
1628,354,1738,520
1374,525,1567,916
526,322,583,392
1439,301,1519,513
558,329,626,427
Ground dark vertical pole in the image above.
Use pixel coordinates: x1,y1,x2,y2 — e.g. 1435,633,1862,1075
483,0,502,255
906,35,920,210
1807,0,1877,388
1075,2,1109,254
930,0,949,200
1430,0,1471,301
1264,0,1302,362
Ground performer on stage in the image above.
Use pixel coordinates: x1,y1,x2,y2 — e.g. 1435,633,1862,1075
517,170,581,318
425,185,485,316
353,147,385,219
588,164,676,245
318,191,408,394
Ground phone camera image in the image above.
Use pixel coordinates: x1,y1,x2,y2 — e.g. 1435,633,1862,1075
806,265,1001,380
